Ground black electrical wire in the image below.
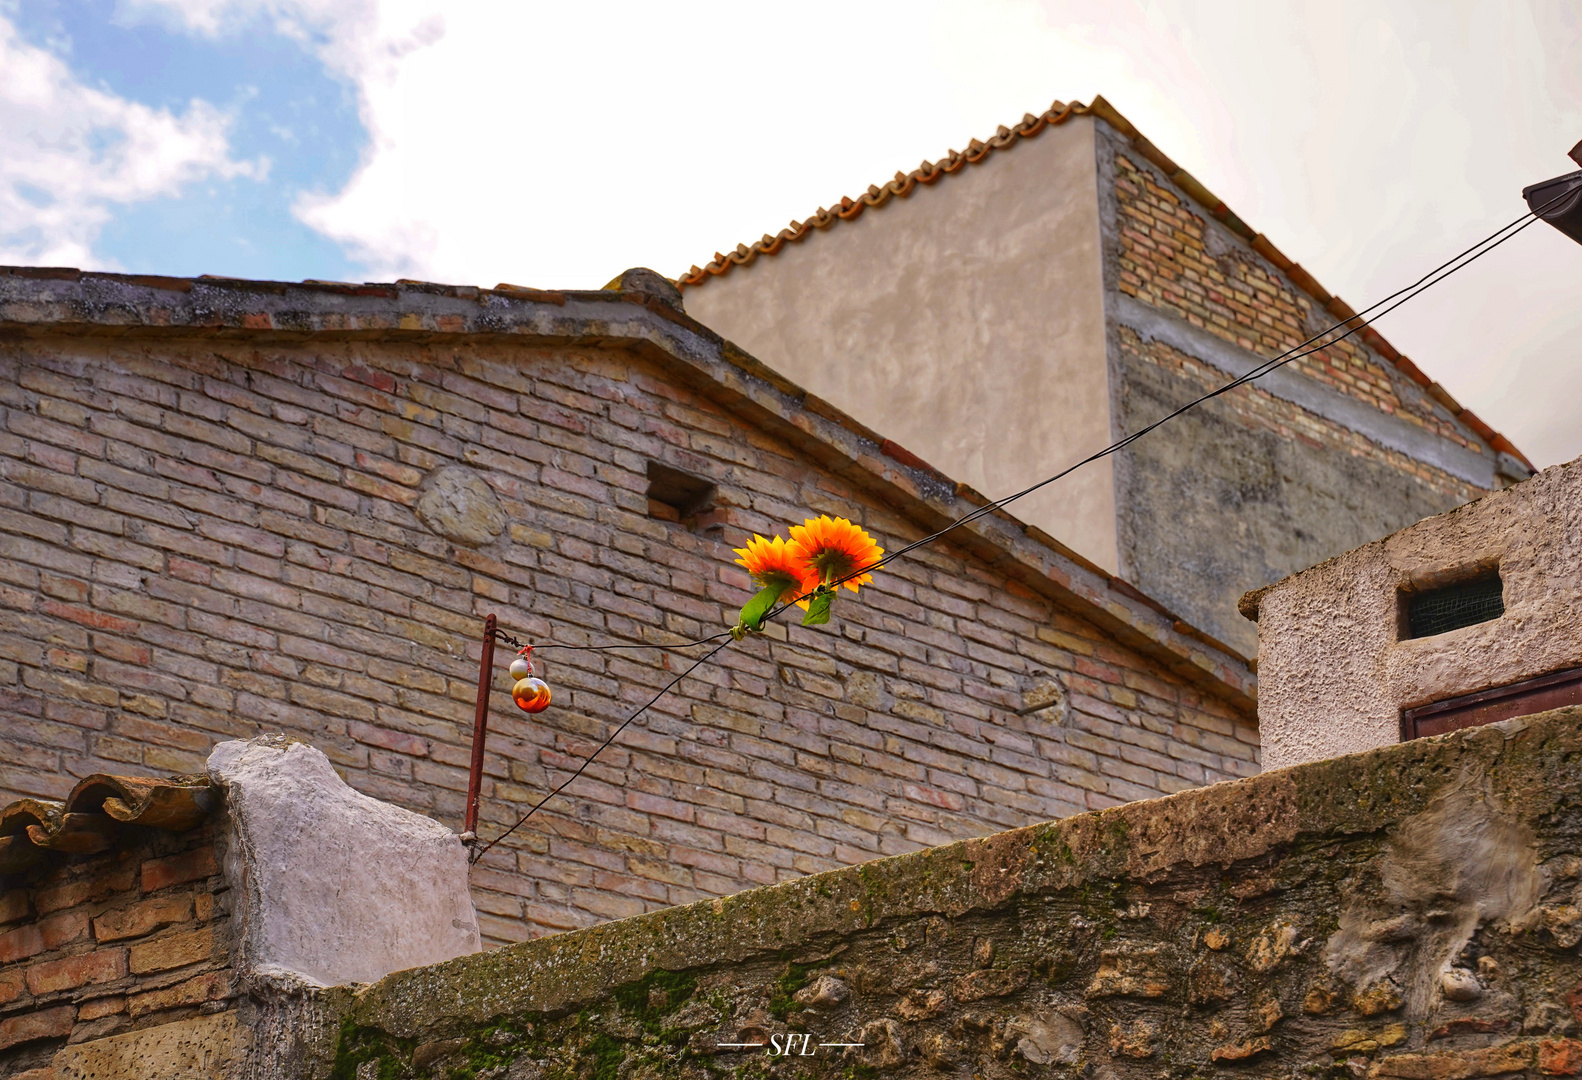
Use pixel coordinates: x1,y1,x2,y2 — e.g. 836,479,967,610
473,190,1566,860
470,637,734,862
764,195,1562,614
491,627,734,653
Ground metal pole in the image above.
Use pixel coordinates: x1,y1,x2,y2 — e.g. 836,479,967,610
463,613,497,839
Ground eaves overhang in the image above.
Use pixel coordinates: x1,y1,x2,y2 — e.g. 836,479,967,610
0,773,214,873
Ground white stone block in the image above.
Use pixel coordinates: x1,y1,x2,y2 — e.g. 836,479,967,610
208,735,481,987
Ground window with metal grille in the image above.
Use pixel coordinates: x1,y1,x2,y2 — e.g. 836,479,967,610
1404,572,1504,639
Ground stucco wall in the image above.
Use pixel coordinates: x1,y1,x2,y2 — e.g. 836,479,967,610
1250,456,1582,770
273,706,1582,1080
682,117,1117,573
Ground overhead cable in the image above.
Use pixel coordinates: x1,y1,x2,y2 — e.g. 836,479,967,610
473,192,1564,860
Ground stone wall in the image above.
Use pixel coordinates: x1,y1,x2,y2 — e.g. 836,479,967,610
277,705,1582,1080
1100,129,1499,657
0,327,1256,947
0,822,234,1078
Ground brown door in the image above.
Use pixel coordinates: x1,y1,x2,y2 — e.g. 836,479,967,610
1402,667,1582,740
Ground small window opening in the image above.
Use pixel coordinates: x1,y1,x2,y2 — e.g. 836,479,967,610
646,462,717,531
1402,570,1504,639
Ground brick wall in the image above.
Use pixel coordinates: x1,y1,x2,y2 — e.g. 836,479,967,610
1112,151,1479,454
0,334,1257,947
0,824,231,1077
1101,135,1492,657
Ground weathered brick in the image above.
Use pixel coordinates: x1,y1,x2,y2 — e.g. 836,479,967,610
93,893,194,943
126,970,231,1018
128,926,214,974
1542,1040,1582,1076
141,848,217,893
32,864,135,915
37,910,88,949
77,994,126,1021
0,888,30,925
0,1004,75,1051
24,948,126,994
0,967,22,1006
0,923,45,963
1371,1042,1534,1080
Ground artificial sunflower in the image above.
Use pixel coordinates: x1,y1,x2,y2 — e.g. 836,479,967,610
732,534,820,608
787,515,884,593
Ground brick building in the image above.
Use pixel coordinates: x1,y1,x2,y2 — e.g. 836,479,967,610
0,268,1254,945
682,97,1534,657
0,773,227,1075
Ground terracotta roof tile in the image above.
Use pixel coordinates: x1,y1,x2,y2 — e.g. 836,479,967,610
0,774,214,872
678,101,1081,289
677,96,1534,473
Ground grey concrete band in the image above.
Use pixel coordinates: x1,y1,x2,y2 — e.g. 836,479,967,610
1110,292,1497,489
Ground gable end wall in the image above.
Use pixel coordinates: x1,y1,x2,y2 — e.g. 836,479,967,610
0,332,1255,947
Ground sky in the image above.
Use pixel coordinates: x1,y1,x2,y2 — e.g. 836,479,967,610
1,0,1578,466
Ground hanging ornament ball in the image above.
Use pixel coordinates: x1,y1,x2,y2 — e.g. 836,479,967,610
508,656,534,681
513,676,551,713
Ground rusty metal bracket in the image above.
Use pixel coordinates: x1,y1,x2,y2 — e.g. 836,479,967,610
463,613,497,840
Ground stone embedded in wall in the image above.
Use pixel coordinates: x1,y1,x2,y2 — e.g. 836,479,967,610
1020,672,1069,724
1323,781,1538,1030
414,465,505,548
53,1012,247,1080
1008,1008,1084,1063
611,267,684,312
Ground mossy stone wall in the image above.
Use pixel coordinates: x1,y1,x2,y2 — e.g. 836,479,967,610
288,707,1582,1080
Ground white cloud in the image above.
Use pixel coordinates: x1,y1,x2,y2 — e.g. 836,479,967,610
0,13,260,268
119,0,1582,466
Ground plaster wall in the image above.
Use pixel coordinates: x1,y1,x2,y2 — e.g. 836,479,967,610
683,117,1117,572
1250,456,1582,770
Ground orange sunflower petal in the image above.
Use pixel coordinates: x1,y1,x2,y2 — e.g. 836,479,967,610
786,515,883,592
734,534,819,604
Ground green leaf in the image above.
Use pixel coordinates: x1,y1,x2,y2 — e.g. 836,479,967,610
737,583,783,631
801,589,835,627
